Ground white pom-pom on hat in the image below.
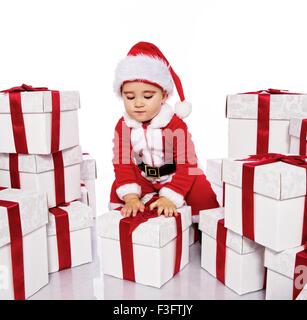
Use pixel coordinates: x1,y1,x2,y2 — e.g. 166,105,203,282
114,41,192,118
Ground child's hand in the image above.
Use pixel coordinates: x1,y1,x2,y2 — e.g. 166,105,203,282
149,196,178,217
121,194,145,217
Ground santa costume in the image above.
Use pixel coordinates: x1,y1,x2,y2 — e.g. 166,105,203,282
109,41,219,221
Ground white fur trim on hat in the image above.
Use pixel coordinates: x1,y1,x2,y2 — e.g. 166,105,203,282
174,100,192,119
114,55,174,96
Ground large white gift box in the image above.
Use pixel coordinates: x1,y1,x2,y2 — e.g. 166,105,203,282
0,188,49,300
0,146,82,208
98,206,192,288
226,92,307,157
47,201,93,273
80,153,97,217
265,245,306,300
206,159,224,207
199,208,265,295
223,157,307,252
289,118,307,155
0,89,80,154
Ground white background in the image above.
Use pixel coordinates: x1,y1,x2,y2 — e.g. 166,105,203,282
1,0,307,215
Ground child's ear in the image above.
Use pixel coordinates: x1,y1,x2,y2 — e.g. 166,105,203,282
162,91,168,104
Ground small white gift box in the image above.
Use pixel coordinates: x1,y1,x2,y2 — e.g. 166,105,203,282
0,188,49,300
0,89,80,154
98,206,192,288
223,158,307,252
0,146,82,208
199,208,265,295
226,93,307,157
289,117,307,155
47,201,93,273
80,153,97,217
206,159,224,207
265,245,306,300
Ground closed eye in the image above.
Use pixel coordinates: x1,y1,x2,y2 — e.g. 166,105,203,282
126,96,135,100
144,96,153,99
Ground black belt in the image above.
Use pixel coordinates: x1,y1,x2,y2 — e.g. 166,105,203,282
138,162,176,179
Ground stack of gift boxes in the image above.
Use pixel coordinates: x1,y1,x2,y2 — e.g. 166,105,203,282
0,84,97,300
200,89,307,299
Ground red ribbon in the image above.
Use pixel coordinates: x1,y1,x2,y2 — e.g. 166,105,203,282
216,218,227,284
49,206,72,271
238,153,307,243
1,84,61,154
293,243,307,299
116,200,183,282
239,89,300,154
299,119,307,156
52,151,66,206
9,154,20,189
0,198,25,300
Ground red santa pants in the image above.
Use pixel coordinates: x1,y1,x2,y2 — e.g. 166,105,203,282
109,169,219,217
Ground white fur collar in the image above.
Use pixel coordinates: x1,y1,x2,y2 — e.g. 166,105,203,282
123,103,174,129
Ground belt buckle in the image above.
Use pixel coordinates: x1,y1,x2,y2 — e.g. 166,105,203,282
144,165,160,179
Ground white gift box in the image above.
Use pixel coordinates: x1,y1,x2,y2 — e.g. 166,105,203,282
296,284,307,300
47,201,93,273
206,159,224,207
98,206,192,288
226,93,307,157
0,146,82,208
264,246,306,300
199,208,265,295
80,154,97,217
0,90,80,154
189,223,199,246
0,188,49,300
80,184,90,206
289,118,307,154
223,158,307,252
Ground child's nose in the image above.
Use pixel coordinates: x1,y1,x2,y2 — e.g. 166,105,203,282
135,98,145,108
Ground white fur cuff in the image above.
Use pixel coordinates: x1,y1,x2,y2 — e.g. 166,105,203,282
116,183,142,200
159,187,185,208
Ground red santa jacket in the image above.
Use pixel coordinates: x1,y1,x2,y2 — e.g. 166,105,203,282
112,103,200,207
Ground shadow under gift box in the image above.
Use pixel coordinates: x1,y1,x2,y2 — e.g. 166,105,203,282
47,201,94,273
199,207,265,295
0,90,80,154
264,245,306,300
0,146,82,208
223,158,307,252
0,188,49,300
226,93,307,158
97,206,192,288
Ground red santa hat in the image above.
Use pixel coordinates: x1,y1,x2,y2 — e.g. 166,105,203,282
113,41,192,119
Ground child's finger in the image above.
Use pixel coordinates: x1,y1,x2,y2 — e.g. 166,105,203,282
157,206,163,216
168,208,174,217
126,207,132,217
149,201,158,210
121,207,127,216
139,203,145,212
132,207,138,217
164,208,169,217
174,208,178,216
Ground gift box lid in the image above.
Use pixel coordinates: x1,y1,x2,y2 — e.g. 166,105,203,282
80,153,97,180
289,117,307,139
0,90,80,113
264,245,305,280
0,146,82,174
0,188,48,248
47,201,93,236
98,205,192,248
206,159,223,187
226,94,307,120
223,157,307,200
199,207,259,254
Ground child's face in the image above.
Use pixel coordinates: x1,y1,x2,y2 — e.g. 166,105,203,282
122,81,168,122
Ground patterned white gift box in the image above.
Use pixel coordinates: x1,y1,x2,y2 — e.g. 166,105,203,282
223,158,307,252
97,205,192,288
289,117,307,155
199,208,265,295
206,159,224,207
47,201,94,273
0,188,49,300
0,90,80,154
265,245,306,300
226,93,307,157
0,146,82,208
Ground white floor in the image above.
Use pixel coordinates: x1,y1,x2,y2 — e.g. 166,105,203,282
29,224,265,300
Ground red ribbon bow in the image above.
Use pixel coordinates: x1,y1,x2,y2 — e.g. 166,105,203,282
0,84,49,93
237,153,307,243
116,201,183,283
